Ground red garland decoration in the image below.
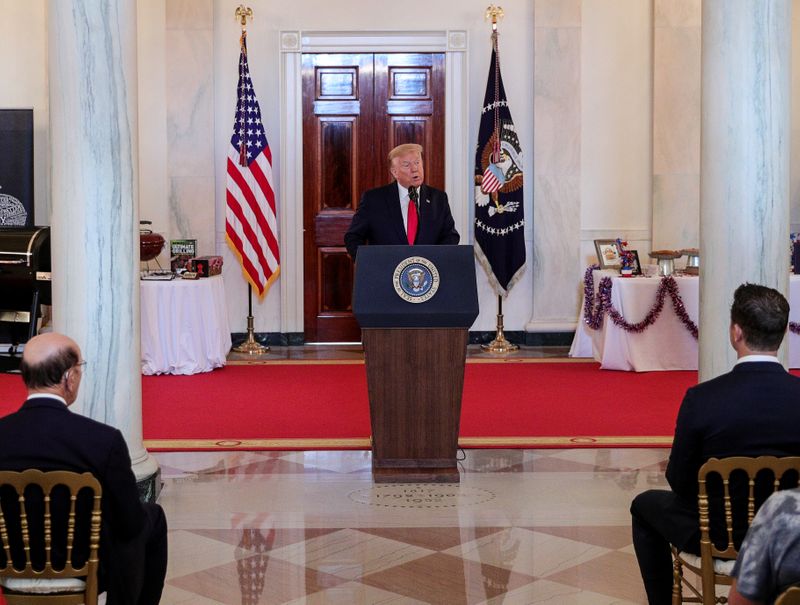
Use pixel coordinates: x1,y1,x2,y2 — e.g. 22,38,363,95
583,265,699,339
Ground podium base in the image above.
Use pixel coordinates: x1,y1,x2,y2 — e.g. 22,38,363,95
372,466,460,484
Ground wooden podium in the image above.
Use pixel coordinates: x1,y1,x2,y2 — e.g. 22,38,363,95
353,246,479,483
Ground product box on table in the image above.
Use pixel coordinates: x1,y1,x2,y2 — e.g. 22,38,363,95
170,239,197,256
170,254,193,273
190,255,223,277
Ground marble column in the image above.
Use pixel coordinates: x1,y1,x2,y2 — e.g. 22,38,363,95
48,0,159,497
700,0,791,381
527,0,582,335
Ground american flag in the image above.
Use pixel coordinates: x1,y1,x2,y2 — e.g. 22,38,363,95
226,31,280,296
481,162,504,194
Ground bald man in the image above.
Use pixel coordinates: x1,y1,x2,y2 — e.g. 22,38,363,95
0,333,167,605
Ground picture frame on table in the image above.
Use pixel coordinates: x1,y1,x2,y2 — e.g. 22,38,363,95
594,239,621,269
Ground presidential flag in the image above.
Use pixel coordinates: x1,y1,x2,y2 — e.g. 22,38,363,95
474,31,526,296
226,31,280,296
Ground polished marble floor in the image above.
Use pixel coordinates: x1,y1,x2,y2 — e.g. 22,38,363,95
154,447,672,604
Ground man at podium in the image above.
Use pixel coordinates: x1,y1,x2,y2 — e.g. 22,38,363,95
344,143,460,260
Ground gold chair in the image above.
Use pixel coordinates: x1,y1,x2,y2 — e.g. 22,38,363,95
776,586,800,605
671,456,800,605
0,470,102,604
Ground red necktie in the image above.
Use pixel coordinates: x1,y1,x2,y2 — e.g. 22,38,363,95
407,187,418,245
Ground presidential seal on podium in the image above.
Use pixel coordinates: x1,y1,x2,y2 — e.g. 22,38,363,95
393,256,440,303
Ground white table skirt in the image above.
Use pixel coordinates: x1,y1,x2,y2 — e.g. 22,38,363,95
140,275,232,375
570,270,800,371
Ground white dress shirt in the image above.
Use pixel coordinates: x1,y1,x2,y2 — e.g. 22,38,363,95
397,182,421,237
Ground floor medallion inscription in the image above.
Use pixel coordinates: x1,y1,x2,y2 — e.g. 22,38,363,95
348,484,496,508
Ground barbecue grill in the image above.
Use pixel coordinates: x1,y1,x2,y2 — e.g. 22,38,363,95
0,226,51,371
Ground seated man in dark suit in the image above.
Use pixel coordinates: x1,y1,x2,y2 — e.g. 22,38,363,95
630,283,800,605
344,143,460,260
0,333,167,605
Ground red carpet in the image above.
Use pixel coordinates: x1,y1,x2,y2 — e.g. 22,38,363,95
0,361,706,450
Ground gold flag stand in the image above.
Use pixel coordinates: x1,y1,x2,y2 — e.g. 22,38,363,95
234,284,269,354
481,294,518,353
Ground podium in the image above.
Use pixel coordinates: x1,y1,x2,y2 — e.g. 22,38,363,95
353,245,479,483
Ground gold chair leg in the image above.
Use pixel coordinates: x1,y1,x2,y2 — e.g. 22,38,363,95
672,549,684,605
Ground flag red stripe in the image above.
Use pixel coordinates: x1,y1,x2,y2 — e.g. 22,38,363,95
250,155,277,217
226,181,277,276
225,216,269,293
227,157,270,231
226,187,273,280
226,157,277,264
225,222,266,293
226,188,273,278
248,159,280,261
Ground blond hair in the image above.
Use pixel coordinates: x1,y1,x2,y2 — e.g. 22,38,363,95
388,143,423,165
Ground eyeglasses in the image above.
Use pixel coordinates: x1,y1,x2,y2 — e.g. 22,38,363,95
62,360,86,384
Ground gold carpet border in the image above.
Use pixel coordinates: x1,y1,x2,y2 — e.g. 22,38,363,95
226,357,593,366
226,359,364,366
144,435,673,450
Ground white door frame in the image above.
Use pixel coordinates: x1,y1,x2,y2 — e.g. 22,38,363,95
278,29,469,334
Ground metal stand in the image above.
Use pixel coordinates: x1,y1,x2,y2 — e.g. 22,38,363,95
481,294,518,353
233,284,268,354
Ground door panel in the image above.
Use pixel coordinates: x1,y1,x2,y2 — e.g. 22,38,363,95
303,54,373,342
303,52,445,342
375,53,445,190
319,118,355,211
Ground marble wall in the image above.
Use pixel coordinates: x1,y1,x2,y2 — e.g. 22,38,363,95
528,0,582,332
165,0,215,261
652,0,700,252
578,0,653,281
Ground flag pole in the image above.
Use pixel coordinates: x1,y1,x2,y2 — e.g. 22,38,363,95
480,5,518,354
230,4,267,355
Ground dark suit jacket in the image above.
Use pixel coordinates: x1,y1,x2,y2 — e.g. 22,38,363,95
664,361,800,546
0,397,146,594
344,181,460,260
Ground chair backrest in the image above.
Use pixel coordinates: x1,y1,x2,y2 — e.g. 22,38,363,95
698,456,800,566
0,469,102,604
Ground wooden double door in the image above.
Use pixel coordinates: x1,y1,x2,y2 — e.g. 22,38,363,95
302,52,445,342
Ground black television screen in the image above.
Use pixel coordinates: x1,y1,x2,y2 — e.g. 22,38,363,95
0,109,34,227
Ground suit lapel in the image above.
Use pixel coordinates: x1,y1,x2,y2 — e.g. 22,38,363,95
419,185,431,243
386,182,407,243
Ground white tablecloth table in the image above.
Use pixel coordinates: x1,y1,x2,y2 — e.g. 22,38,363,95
140,275,232,375
570,271,800,371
